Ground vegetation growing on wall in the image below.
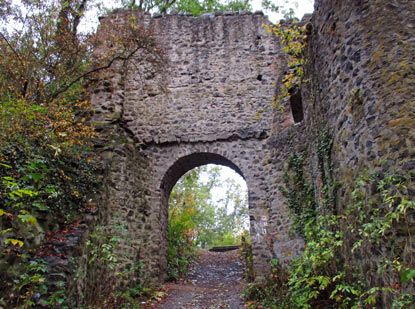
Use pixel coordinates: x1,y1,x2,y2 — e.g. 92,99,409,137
279,144,317,235
0,0,164,306
264,20,309,112
245,141,415,308
245,15,415,307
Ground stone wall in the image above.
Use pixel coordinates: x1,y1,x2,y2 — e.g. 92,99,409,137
75,0,415,302
86,10,301,294
306,0,415,305
93,10,282,144
311,0,415,203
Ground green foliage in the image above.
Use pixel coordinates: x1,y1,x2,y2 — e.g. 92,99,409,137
261,0,299,20
167,169,199,281
87,223,126,270
280,146,317,235
346,170,415,307
264,20,308,111
167,165,249,280
120,0,252,16
0,0,165,306
0,258,67,308
171,0,252,16
286,215,360,309
0,144,102,248
245,169,415,308
240,231,254,281
315,128,337,213
85,220,151,307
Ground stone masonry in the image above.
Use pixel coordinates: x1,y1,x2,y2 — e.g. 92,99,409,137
89,10,301,288
84,1,415,302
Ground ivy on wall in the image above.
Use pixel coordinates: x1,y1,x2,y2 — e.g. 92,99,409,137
263,21,310,112
246,133,415,308
246,21,415,303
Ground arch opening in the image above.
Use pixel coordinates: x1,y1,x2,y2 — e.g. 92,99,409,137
160,152,245,198
159,153,251,281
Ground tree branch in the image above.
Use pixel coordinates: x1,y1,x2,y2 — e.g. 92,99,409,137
49,44,157,101
0,31,23,65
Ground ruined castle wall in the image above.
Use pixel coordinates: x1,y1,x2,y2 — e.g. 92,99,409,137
84,0,415,298
309,0,415,303
93,11,282,144
87,10,300,289
311,0,415,201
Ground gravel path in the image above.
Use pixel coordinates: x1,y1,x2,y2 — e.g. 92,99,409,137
154,250,247,309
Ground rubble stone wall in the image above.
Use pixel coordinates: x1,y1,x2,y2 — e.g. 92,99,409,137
82,0,415,298
89,10,298,288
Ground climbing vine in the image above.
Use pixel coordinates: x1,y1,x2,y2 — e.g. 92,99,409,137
315,128,338,214
279,129,336,235
279,144,317,236
264,21,309,111
246,167,415,308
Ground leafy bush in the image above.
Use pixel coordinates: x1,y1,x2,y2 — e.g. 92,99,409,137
245,169,415,308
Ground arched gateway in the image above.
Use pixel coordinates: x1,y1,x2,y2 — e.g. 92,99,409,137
90,10,304,286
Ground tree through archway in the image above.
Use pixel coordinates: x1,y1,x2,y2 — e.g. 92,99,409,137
164,162,250,280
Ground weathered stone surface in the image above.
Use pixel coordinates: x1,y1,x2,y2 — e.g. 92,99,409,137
68,2,415,304
88,10,292,290
307,0,415,304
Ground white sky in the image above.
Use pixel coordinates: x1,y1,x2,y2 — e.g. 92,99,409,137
5,1,314,33
79,0,314,31
201,165,247,203
252,0,314,23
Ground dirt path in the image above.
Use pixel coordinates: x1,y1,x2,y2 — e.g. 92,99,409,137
154,249,247,308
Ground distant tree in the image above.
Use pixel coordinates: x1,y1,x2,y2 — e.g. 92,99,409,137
119,0,252,16
262,0,299,20
167,165,248,279
168,165,248,249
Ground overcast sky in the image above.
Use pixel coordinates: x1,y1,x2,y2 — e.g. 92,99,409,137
252,0,314,23
79,0,314,31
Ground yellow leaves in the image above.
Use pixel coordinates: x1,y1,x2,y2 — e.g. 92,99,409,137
0,209,12,217
263,22,307,112
72,190,80,198
18,213,37,226
244,301,257,307
5,238,24,247
58,168,72,181
1,228,13,235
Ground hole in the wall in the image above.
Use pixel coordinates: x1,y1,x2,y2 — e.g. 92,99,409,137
257,74,262,81
289,88,304,123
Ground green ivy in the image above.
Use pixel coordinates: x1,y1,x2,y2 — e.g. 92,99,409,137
315,128,338,214
245,169,415,308
279,144,317,236
0,142,103,307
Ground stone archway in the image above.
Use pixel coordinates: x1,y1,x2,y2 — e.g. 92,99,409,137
160,152,245,198
142,139,273,283
158,152,247,278
89,10,303,287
